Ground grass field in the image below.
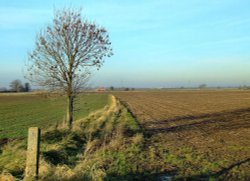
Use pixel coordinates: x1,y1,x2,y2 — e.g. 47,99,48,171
0,93,109,139
114,90,250,180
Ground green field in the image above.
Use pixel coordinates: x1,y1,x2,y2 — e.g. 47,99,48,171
0,93,109,139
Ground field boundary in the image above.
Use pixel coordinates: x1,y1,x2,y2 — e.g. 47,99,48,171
113,95,145,133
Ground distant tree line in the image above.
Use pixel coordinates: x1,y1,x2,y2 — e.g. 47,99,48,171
239,85,250,90
109,86,135,91
0,80,31,93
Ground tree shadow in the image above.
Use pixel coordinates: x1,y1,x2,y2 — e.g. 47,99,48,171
104,157,250,180
213,157,250,178
143,107,250,135
41,130,86,166
105,171,176,181
182,157,250,180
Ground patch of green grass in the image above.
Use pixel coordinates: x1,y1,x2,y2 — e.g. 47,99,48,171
0,93,109,139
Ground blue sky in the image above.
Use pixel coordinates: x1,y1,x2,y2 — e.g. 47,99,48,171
0,0,250,88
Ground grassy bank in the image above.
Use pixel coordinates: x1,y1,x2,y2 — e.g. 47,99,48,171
0,93,108,139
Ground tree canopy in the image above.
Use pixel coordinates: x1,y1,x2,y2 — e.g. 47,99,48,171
26,8,113,128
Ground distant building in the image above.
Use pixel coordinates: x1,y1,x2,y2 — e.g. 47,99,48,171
96,87,106,92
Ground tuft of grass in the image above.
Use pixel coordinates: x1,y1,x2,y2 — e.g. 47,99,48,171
0,171,16,181
0,140,26,179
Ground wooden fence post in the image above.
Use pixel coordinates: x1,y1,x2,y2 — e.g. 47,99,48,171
25,127,40,180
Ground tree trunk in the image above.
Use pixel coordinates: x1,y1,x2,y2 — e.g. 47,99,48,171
66,95,74,129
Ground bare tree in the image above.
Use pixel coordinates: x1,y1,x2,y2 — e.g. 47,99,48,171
9,80,24,92
26,8,113,129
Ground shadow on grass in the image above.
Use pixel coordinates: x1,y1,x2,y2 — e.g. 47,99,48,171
41,129,69,144
43,149,68,165
41,130,86,166
173,157,250,181
144,107,250,136
213,157,250,178
105,172,176,181
105,157,250,181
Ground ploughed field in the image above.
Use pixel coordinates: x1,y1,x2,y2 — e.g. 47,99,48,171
114,90,250,179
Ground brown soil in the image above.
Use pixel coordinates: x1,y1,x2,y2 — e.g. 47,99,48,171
114,90,250,179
